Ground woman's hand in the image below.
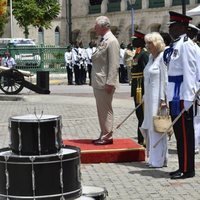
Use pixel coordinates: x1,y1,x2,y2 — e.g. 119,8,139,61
160,100,167,108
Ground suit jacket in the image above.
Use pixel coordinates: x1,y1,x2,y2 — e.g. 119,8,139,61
91,31,120,89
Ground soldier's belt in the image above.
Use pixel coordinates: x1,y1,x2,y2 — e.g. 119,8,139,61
131,72,143,79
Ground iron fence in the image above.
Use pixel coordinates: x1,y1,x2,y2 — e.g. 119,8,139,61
0,45,68,73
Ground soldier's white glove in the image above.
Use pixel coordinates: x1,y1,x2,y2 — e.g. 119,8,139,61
184,101,193,111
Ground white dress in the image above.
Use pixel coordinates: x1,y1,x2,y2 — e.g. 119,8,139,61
141,52,168,167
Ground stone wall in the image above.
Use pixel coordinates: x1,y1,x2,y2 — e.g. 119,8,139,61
1,0,200,47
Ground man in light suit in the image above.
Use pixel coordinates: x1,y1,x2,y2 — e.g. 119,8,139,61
91,16,120,145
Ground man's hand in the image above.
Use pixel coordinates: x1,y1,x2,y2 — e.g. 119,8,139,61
105,84,114,94
184,101,193,111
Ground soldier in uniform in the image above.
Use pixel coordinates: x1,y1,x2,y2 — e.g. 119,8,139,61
124,43,135,85
131,31,149,145
86,41,96,85
72,41,81,85
119,43,128,83
64,45,73,85
79,41,87,85
164,11,199,179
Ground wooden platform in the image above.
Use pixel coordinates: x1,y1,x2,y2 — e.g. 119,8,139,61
63,138,145,163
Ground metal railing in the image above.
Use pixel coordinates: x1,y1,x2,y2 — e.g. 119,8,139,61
0,45,67,73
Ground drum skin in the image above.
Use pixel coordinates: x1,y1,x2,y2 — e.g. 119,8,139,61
0,146,81,200
75,196,95,200
82,186,108,200
9,115,62,155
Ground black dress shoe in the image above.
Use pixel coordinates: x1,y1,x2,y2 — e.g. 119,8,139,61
169,169,180,176
92,137,101,144
171,172,195,180
92,134,103,143
93,138,113,145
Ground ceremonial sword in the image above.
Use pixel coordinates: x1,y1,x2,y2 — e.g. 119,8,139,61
114,100,143,131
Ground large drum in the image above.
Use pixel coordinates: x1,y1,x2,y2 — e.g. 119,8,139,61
9,114,63,155
0,146,81,200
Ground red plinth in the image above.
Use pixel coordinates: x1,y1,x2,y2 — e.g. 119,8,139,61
63,138,145,163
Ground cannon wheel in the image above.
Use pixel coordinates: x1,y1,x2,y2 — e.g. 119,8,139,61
0,69,24,95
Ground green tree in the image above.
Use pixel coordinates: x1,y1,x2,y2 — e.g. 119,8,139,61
12,0,60,38
0,12,9,37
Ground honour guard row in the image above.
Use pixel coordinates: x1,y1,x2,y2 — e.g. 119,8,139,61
64,40,137,86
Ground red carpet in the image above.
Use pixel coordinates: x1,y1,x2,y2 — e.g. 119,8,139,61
63,138,145,163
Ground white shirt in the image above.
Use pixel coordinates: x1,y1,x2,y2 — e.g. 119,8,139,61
86,47,96,65
3,57,16,68
64,51,72,66
71,47,80,66
167,34,198,102
120,48,125,65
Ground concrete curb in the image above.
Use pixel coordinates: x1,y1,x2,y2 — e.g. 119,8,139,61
0,95,24,101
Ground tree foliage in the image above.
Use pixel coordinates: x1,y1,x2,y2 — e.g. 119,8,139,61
0,12,9,37
12,0,60,38
0,0,9,37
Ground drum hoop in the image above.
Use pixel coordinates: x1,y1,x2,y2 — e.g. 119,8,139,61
0,155,80,165
9,115,61,123
83,186,108,197
0,188,81,199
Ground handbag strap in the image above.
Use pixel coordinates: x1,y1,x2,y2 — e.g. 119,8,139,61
158,105,170,116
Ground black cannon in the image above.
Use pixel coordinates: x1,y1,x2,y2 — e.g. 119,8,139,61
0,67,50,95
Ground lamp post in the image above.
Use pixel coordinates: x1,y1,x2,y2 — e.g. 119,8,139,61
10,0,13,37
66,0,72,44
128,0,136,36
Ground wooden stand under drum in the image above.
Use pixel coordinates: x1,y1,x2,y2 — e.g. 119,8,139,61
9,114,63,155
0,146,81,200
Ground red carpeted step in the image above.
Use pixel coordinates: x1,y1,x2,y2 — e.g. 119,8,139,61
63,138,145,163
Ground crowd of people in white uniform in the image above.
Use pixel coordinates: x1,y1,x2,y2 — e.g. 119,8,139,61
64,40,134,86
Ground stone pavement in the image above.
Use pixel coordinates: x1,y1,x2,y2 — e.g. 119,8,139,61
0,82,200,200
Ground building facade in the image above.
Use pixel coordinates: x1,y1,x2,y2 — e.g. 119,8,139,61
2,0,200,47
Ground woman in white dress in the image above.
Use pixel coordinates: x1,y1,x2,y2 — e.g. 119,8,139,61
141,32,168,168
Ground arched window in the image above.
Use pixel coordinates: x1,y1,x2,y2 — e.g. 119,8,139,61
149,0,164,8
55,26,60,46
89,0,102,5
172,0,189,6
107,0,121,12
38,27,44,45
89,0,102,14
